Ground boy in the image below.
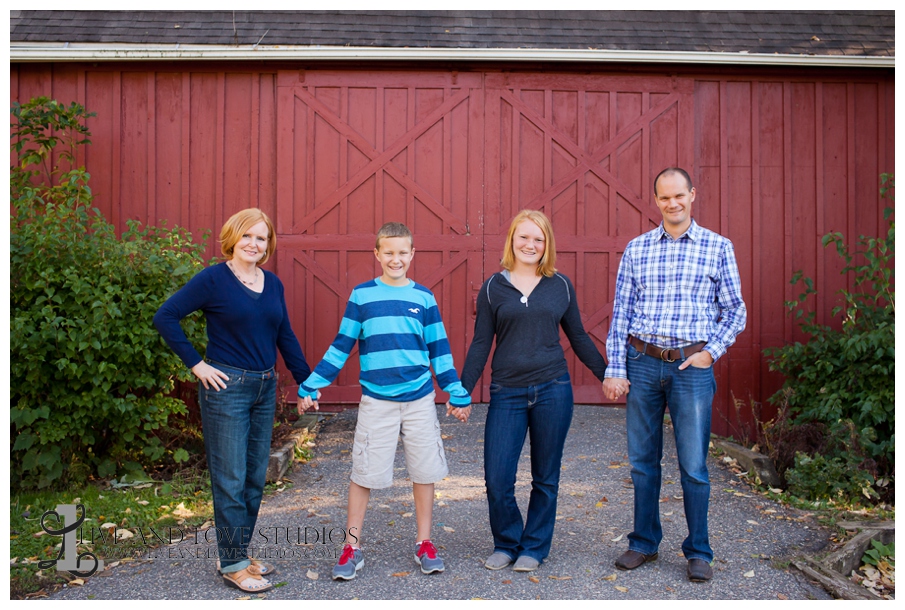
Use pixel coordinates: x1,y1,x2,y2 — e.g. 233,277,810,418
298,222,472,580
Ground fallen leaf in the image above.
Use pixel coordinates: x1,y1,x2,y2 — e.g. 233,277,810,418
744,570,755,578
769,488,783,494
502,580,512,584
528,576,540,583
392,571,410,577
172,503,194,518
611,534,623,542
548,575,572,580
70,579,85,586
115,529,134,540
777,594,788,600
136,500,149,506
401,512,413,518
746,520,759,525
443,526,455,533
615,585,628,592
602,574,618,581
664,511,674,516
306,570,318,580
378,504,391,509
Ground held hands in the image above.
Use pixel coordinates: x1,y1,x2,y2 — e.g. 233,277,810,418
446,402,471,423
192,361,229,391
602,378,630,401
297,390,322,414
678,350,713,370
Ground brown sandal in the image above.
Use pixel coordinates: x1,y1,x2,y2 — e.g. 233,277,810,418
222,564,273,593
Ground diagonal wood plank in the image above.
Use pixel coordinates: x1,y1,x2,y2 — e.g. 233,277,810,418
290,249,353,301
500,89,676,223
415,250,469,290
290,86,472,234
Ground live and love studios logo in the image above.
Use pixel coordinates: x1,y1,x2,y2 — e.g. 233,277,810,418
39,503,104,577
40,502,356,576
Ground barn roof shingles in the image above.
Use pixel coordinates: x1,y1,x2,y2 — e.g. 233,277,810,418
9,10,895,57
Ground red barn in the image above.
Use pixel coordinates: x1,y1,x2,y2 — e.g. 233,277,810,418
10,11,894,436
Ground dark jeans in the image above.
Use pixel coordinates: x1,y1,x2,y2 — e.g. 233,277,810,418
199,360,277,573
625,344,716,562
484,373,573,563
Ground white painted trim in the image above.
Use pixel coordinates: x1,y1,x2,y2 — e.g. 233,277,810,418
9,43,895,68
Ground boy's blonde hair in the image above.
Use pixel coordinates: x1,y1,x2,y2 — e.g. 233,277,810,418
375,222,413,249
500,209,557,277
220,208,276,265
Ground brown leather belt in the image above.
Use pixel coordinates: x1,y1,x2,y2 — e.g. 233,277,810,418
628,336,707,363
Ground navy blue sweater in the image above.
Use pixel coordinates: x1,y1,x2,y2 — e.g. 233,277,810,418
153,263,311,384
460,271,607,392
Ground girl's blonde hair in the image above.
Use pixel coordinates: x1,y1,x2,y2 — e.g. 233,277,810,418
219,208,276,265
500,209,556,277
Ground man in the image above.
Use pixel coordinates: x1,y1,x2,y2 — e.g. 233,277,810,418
603,167,746,582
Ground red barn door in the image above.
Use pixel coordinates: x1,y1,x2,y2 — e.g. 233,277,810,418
275,70,485,404
482,73,695,403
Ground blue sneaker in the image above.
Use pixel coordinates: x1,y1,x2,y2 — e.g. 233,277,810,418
332,544,364,580
414,540,445,574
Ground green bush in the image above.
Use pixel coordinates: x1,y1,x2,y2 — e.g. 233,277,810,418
10,97,208,489
766,174,894,503
784,451,878,504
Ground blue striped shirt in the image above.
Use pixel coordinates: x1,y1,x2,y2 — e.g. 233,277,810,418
300,278,471,407
605,220,747,379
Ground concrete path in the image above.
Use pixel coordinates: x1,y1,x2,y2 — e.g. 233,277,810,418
49,405,833,600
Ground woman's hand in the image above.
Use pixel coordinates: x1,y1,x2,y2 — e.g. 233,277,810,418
297,391,321,414
602,378,630,401
192,361,229,391
446,402,471,423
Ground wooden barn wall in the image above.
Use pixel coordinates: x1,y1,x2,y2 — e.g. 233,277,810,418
10,63,895,437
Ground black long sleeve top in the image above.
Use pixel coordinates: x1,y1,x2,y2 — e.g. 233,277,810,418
460,271,607,392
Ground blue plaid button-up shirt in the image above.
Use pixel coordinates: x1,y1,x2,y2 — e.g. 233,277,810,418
604,220,747,379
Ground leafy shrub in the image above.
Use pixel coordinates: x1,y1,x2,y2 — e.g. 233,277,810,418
10,97,208,489
765,175,894,504
862,539,895,568
784,451,877,503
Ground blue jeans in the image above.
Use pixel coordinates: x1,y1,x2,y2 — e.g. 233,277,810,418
198,360,277,573
484,373,573,563
624,344,716,562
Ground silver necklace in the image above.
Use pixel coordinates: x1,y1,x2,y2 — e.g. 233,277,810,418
228,261,259,287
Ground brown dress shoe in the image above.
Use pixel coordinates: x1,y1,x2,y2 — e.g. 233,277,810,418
687,558,714,581
614,549,659,570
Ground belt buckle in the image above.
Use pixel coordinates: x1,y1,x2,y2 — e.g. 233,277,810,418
659,348,676,363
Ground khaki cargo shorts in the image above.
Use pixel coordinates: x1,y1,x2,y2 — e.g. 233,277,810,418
350,392,449,489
